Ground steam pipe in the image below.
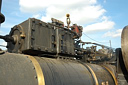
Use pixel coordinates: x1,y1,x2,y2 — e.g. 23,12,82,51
0,35,14,43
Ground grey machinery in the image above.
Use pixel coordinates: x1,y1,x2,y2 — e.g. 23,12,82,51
0,0,128,85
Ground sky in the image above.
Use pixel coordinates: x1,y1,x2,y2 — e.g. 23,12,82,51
0,0,128,50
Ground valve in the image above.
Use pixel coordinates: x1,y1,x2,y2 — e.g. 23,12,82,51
66,14,71,29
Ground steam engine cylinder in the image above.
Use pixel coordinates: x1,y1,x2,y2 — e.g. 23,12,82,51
0,52,117,85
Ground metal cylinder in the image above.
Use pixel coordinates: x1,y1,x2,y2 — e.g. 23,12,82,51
0,0,5,23
121,26,128,72
0,52,117,85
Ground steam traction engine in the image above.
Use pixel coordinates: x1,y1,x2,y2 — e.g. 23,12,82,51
0,0,128,85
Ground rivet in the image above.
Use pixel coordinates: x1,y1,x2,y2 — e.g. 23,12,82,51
45,48,47,50
31,45,33,48
32,28,35,31
20,34,25,38
30,60,32,63
35,76,37,79
33,67,35,70
20,31,22,34
38,47,41,50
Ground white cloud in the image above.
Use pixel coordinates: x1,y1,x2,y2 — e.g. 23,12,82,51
19,0,115,33
1,22,15,29
83,16,115,33
32,14,41,18
2,42,7,46
0,40,7,50
41,5,106,24
103,29,122,38
0,31,4,34
19,0,97,13
19,0,106,24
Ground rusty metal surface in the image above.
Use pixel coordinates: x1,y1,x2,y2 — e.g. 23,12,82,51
35,57,94,85
0,53,38,85
0,0,127,83
0,52,116,85
7,18,75,56
82,63,116,85
102,65,118,85
28,56,45,85
121,26,128,72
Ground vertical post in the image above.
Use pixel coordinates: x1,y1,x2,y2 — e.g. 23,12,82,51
66,14,71,29
109,40,111,48
56,27,59,56
0,0,2,11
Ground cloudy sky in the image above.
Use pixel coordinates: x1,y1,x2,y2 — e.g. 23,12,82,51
0,0,128,50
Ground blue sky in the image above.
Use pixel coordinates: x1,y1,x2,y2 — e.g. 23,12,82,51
100,0,128,28
0,0,128,50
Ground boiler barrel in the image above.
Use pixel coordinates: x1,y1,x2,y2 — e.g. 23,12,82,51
0,53,117,85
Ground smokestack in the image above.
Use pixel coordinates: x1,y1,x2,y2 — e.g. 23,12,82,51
0,0,5,23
